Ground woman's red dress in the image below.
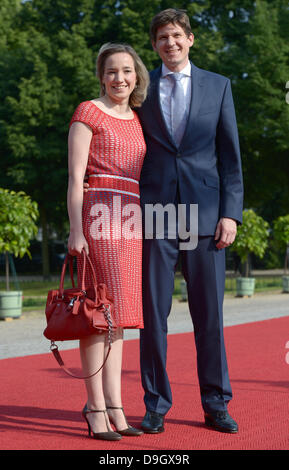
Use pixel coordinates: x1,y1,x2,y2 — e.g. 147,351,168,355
70,101,146,328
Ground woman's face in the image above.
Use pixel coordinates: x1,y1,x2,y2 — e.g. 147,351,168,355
102,52,137,104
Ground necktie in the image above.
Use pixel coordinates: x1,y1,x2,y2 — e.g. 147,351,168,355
169,73,186,146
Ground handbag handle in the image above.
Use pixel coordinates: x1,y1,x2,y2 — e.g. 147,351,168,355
59,250,99,302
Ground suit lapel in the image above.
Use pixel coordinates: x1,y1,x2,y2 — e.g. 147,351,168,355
179,62,206,149
149,67,177,149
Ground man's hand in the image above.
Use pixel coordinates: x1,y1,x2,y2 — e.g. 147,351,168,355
214,217,237,250
83,181,89,192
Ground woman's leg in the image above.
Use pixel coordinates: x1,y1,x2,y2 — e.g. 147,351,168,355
102,327,128,430
79,333,114,433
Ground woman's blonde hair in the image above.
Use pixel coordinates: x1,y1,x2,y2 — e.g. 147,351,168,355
96,43,150,108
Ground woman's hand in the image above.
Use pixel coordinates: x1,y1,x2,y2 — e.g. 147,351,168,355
68,231,89,256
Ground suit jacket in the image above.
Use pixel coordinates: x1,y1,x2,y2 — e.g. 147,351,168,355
136,62,244,236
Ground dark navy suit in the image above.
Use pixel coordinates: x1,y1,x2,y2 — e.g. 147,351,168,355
136,62,243,415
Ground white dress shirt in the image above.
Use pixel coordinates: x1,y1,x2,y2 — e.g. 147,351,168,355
159,61,191,135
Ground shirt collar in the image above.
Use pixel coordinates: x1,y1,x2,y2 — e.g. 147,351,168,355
161,61,191,78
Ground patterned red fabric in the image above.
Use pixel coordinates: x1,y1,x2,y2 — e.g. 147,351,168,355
69,101,146,328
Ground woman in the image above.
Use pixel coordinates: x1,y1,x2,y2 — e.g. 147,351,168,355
67,43,149,441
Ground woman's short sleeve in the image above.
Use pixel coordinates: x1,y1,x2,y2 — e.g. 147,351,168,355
69,101,100,133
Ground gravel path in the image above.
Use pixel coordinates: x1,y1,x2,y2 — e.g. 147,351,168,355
0,291,288,359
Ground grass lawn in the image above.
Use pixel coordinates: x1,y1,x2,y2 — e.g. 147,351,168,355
0,274,284,312
0,279,72,312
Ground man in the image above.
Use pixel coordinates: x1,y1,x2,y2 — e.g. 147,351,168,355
137,9,243,434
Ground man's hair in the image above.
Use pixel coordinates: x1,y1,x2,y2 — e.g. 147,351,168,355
150,8,192,42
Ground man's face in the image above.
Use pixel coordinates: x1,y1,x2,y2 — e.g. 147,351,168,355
152,22,194,72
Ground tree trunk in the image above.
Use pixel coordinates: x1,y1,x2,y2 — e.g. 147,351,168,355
40,206,50,280
5,251,9,291
244,256,250,278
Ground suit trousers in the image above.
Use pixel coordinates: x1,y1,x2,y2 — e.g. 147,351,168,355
140,233,233,415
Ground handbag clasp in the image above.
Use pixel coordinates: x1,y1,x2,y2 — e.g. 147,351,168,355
68,296,77,308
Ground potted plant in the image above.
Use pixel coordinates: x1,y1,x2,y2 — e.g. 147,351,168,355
0,188,39,319
273,215,289,293
231,209,270,297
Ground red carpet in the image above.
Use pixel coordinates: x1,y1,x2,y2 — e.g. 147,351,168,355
1,317,289,450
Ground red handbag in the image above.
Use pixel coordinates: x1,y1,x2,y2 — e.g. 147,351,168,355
43,250,116,379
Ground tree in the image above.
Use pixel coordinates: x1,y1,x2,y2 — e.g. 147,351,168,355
273,215,289,274
201,0,289,222
230,209,270,277
0,188,39,290
0,0,98,278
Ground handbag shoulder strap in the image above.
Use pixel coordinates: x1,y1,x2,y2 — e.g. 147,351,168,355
50,342,111,379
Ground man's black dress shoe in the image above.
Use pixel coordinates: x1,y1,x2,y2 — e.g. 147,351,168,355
204,411,238,433
141,411,165,434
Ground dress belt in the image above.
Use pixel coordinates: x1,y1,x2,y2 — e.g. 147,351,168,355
87,174,140,198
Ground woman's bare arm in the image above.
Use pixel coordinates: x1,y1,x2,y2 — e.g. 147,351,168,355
67,122,92,255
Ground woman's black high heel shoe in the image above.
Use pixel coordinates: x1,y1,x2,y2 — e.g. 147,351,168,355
106,406,144,436
82,404,122,441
